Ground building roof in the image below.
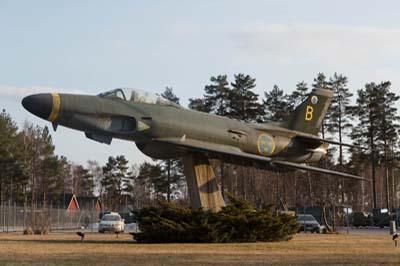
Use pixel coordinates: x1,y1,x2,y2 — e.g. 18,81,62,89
76,196,102,210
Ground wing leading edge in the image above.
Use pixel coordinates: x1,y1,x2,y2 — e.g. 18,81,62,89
153,137,369,182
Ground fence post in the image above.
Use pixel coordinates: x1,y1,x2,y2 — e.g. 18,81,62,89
0,201,2,232
57,207,60,231
23,202,26,231
49,202,52,233
2,201,5,232
6,200,10,233
13,202,16,232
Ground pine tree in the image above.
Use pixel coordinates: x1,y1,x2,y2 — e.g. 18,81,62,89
0,110,27,204
161,87,180,105
263,85,290,122
137,162,165,198
374,82,399,209
288,81,309,108
21,123,64,207
72,165,94,196
228,73,263,122
188,98,211,112
87,160,103,196
351,83,379,208
312,73,332,138
101,156,116,208
159,87,185,201
204,75,231,116
351,81,400,208
116,155,134,206
328,73,353,165
101,156,132,209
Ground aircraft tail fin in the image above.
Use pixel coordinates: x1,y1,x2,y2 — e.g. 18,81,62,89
281,88,333,135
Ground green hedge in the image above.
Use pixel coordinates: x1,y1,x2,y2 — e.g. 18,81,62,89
132,195,299,243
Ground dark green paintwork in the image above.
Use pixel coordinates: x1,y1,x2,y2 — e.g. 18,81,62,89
21,88,367,181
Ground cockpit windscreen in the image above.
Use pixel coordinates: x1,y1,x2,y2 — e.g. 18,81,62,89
98,88,181,108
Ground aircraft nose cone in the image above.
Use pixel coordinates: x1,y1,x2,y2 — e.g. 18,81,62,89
22,93,53,120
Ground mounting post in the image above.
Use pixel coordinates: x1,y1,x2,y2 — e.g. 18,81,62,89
183,153,225,212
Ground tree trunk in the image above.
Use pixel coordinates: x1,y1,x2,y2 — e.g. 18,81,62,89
220,162,225,200
167,160,171,202
384,140,390,210
322,204,332,233
370,133,377,208
307,172,313,206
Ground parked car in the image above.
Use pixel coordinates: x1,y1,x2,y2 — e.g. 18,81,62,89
297,214,321,233
98,212,125,233
352,212,373,227
372,208,390,228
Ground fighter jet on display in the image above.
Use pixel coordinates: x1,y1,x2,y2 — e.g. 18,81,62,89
22,87,366,181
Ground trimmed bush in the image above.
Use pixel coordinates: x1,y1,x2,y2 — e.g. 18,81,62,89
133,195,299,243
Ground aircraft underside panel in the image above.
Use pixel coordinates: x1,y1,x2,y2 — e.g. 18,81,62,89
135,141,186,159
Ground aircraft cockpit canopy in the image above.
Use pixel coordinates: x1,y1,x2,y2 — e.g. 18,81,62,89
98,88,181,108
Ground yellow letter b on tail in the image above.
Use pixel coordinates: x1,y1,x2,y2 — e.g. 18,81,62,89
305,106,313,121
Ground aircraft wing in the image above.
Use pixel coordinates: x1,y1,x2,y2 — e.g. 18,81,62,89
153,138,369,181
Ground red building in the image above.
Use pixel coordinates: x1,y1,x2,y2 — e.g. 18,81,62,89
64,194,102,214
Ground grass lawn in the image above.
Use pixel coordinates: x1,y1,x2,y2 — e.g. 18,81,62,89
0,232,399,265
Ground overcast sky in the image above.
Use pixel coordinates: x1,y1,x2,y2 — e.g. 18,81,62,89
1,0,400,166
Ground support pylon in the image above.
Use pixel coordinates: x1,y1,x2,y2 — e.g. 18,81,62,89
183,153,225,212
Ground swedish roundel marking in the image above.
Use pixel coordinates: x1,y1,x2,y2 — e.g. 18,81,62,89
311,95,318,105
257,133,275,156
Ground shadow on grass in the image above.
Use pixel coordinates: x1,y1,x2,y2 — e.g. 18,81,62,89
0,238,136,245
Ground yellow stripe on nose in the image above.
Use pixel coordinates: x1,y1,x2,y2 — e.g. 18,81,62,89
48,93,61,122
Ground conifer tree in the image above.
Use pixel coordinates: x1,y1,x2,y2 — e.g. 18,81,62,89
204,75,231,116
136,162,165,198
0,110,26,203
351,81,400,208
289,81,309,107
328,73,353,165
188,98,211,112
101,155,133,209
73,165,94,196
228,73,263,122
374,82,399,209
161,86,180,105
263,85,290,122
312,73,332,138
351,83,380,207
160,87,185,202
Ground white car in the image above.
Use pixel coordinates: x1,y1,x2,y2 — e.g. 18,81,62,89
98,212,125,233
297,214,321,233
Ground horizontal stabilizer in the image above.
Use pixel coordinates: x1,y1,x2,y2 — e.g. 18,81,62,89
294,134,359,149
271,160,368,181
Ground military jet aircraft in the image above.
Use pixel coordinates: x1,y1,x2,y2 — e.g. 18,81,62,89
21,87,366,181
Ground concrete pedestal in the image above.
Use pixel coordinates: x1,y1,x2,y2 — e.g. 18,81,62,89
183,153,225,212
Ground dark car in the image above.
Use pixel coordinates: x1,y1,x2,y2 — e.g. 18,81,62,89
352,212,373,227
372,208,390,228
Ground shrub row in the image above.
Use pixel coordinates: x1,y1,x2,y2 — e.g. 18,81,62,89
132,195,299,243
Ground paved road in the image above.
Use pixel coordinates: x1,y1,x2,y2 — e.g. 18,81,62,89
338,227,391,235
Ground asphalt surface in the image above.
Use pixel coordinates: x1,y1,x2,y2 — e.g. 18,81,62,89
338,227,391,235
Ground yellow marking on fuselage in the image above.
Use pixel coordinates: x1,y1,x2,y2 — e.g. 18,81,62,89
48,93,61,122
